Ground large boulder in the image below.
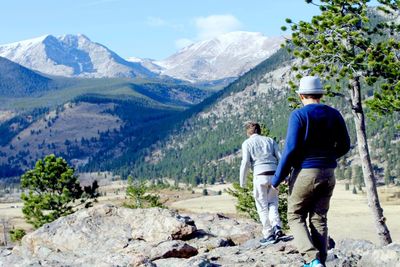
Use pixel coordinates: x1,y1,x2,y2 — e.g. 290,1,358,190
0,205,197,266
327,239,400,267
187,213,261,245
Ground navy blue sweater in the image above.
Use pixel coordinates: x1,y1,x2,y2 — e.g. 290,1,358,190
272,103,350,187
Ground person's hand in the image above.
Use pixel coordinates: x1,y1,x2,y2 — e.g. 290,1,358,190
271,185,279,191
283,176,289,185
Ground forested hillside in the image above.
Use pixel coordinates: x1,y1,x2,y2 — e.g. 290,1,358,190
0,71,210,178
0,57,54,97
124,45,400,186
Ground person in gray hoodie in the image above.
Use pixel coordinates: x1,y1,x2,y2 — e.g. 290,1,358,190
240,122,284,245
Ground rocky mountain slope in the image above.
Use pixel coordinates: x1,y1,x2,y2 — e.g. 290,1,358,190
154,31,284,82
1,205,399,266
0,34,155,79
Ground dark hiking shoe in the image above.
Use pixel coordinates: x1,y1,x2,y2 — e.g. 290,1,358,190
273,225,284,238
259,234,277,246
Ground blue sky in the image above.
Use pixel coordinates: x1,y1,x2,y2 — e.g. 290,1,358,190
0,0,378,60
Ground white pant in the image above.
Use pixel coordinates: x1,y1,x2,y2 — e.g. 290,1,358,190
253,174,281,237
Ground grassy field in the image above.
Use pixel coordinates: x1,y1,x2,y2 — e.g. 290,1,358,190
328,183,400,243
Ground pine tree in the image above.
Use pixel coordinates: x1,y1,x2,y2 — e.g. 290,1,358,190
226,176,259,221
124,176,164,209
281,0,399,245
20,154,99,228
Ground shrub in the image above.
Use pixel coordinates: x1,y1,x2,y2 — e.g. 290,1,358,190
20,154,99,228
226,176,289,230
9,228,26,242
124,176,164,209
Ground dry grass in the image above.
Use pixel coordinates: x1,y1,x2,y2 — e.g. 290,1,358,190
169,194,237,214
328,182,400,244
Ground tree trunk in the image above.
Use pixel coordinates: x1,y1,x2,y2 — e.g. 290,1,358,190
349,77,392,245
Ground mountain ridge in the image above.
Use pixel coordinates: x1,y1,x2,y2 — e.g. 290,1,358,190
0,34,155,79
1,31,283,84
154,31,284,83
0,56,54,97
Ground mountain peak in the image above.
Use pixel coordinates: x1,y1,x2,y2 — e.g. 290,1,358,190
0,34,155,79
59,33,91,43
157,31,284,82
34,34,54,42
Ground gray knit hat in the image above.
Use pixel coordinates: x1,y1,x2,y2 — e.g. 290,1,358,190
296,76,325,94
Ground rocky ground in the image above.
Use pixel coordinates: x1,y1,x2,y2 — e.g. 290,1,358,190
0,204,399,267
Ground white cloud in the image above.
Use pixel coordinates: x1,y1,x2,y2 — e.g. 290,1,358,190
175,38,194,49
173,14,242,50
195,14,242,40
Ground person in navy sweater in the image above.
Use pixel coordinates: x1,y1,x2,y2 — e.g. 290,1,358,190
272,76,350,267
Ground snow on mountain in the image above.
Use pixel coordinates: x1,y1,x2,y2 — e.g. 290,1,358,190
0,34,155,79
155,31,284,82
0,32,283,82
126,57,164,74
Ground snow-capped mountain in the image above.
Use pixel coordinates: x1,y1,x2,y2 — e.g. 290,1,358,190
0,32,284,82
0,34,155,79
154,31,284,82
126,57,164,74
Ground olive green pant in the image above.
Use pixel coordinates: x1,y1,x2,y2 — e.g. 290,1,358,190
288,168,335,264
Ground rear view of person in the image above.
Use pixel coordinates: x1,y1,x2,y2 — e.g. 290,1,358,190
272,76,350,267
240,122,284,245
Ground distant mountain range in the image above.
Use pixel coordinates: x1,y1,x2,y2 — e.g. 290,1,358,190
0,34,155,79
154,31,284,82
0,32,283,83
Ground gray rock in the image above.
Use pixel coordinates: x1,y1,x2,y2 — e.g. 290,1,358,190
1,205,196,266
187,213,261,245
335,239,377,254
326,239,400,267
154,256,220,267
358,245,400,267
2,205,400,267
